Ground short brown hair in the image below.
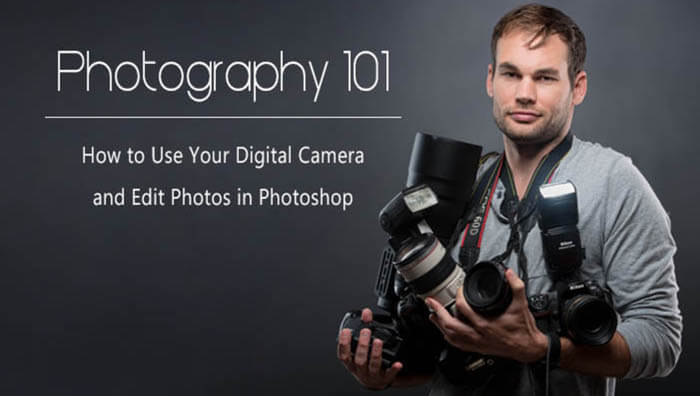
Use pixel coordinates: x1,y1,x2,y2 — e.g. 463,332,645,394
491,3,586,86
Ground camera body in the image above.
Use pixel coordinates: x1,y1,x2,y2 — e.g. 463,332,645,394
339,132,485,377
338,136,619,385
338,307,440,374
463,260,512,316
529,279,617,345
460,181,618,346
533,182,618,345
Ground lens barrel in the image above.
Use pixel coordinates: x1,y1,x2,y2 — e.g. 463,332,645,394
562,293,617,345
406,133,482,242
393,234,465,313
463,260,513,316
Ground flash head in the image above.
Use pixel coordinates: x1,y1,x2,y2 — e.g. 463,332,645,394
538,181,578,229
379,184,438,236
538,181,584,278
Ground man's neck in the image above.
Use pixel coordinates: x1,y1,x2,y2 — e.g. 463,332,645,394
503,131,568,200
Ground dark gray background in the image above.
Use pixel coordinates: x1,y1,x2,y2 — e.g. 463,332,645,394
2,1,698,395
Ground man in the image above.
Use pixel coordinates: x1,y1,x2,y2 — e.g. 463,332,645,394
337,4,682,395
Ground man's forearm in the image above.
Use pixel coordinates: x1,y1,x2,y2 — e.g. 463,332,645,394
392,331,631,388
559,331,631,377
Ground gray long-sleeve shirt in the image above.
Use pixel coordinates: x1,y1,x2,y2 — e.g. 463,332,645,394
431,136,682,396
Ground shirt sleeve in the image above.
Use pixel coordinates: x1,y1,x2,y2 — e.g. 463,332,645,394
601,155,682,379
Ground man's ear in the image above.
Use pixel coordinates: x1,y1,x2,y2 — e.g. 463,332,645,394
486,64,494,98
572,70,587,105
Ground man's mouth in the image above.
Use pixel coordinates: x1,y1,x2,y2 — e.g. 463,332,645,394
508,110,541,123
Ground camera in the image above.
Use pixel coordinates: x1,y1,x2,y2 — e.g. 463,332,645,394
532,181,618,345
463,260,512,316
460,180,618,346
338,132,486,377
529,280,617,345
338,136,618,385
379,184,466,314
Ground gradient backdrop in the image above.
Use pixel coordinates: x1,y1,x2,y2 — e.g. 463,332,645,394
2,1,698,395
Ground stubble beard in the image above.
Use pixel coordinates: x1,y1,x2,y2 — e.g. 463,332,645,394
492,100,570,146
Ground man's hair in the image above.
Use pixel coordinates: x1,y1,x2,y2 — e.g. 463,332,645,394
491,3,586,86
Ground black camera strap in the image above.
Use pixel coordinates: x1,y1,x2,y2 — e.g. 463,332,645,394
458,155,504,268
458,134,573,276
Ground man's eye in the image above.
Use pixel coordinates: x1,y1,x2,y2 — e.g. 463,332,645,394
502,72,517,78
537,76,557,81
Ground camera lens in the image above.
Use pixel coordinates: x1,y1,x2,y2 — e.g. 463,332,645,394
476,270,499,300
394,234,465,313
407,133,482,242
562,294,617,345
463,261,512,316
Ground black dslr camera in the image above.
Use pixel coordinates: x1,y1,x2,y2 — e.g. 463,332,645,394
338,132,487,377
338,136,618,387
455,180,617,346
529,181,618,345
529,279,617,345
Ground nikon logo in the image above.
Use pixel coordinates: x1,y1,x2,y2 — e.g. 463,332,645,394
558,240,575,250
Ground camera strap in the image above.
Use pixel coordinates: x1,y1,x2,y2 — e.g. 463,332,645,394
458,155,504,267
458,134,573,273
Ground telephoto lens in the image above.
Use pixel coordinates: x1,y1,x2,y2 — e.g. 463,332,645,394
463,260,513,316
393,234,465,314
406,133,482,243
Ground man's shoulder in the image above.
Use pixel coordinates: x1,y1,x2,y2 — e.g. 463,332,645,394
562,136,666,221
558,136,650,190
477,135,634,175
566,136,632,173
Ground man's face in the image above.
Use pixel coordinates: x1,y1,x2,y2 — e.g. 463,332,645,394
487,29,585,145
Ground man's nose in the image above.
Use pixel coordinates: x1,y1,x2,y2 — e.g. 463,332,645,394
515,78,536,106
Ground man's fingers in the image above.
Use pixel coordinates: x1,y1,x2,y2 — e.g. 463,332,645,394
354,328,371,366
368,338,383,375
505,269,526,301
426,297,455,330
427,296,481,351
361,308,373,323
384,362,403,383
337,328,352,362
455,286,485,329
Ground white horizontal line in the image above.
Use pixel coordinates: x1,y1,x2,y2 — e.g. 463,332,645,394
44,115,402,120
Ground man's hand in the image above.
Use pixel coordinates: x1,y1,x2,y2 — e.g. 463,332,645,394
426,269,548,363
337,308,403,390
